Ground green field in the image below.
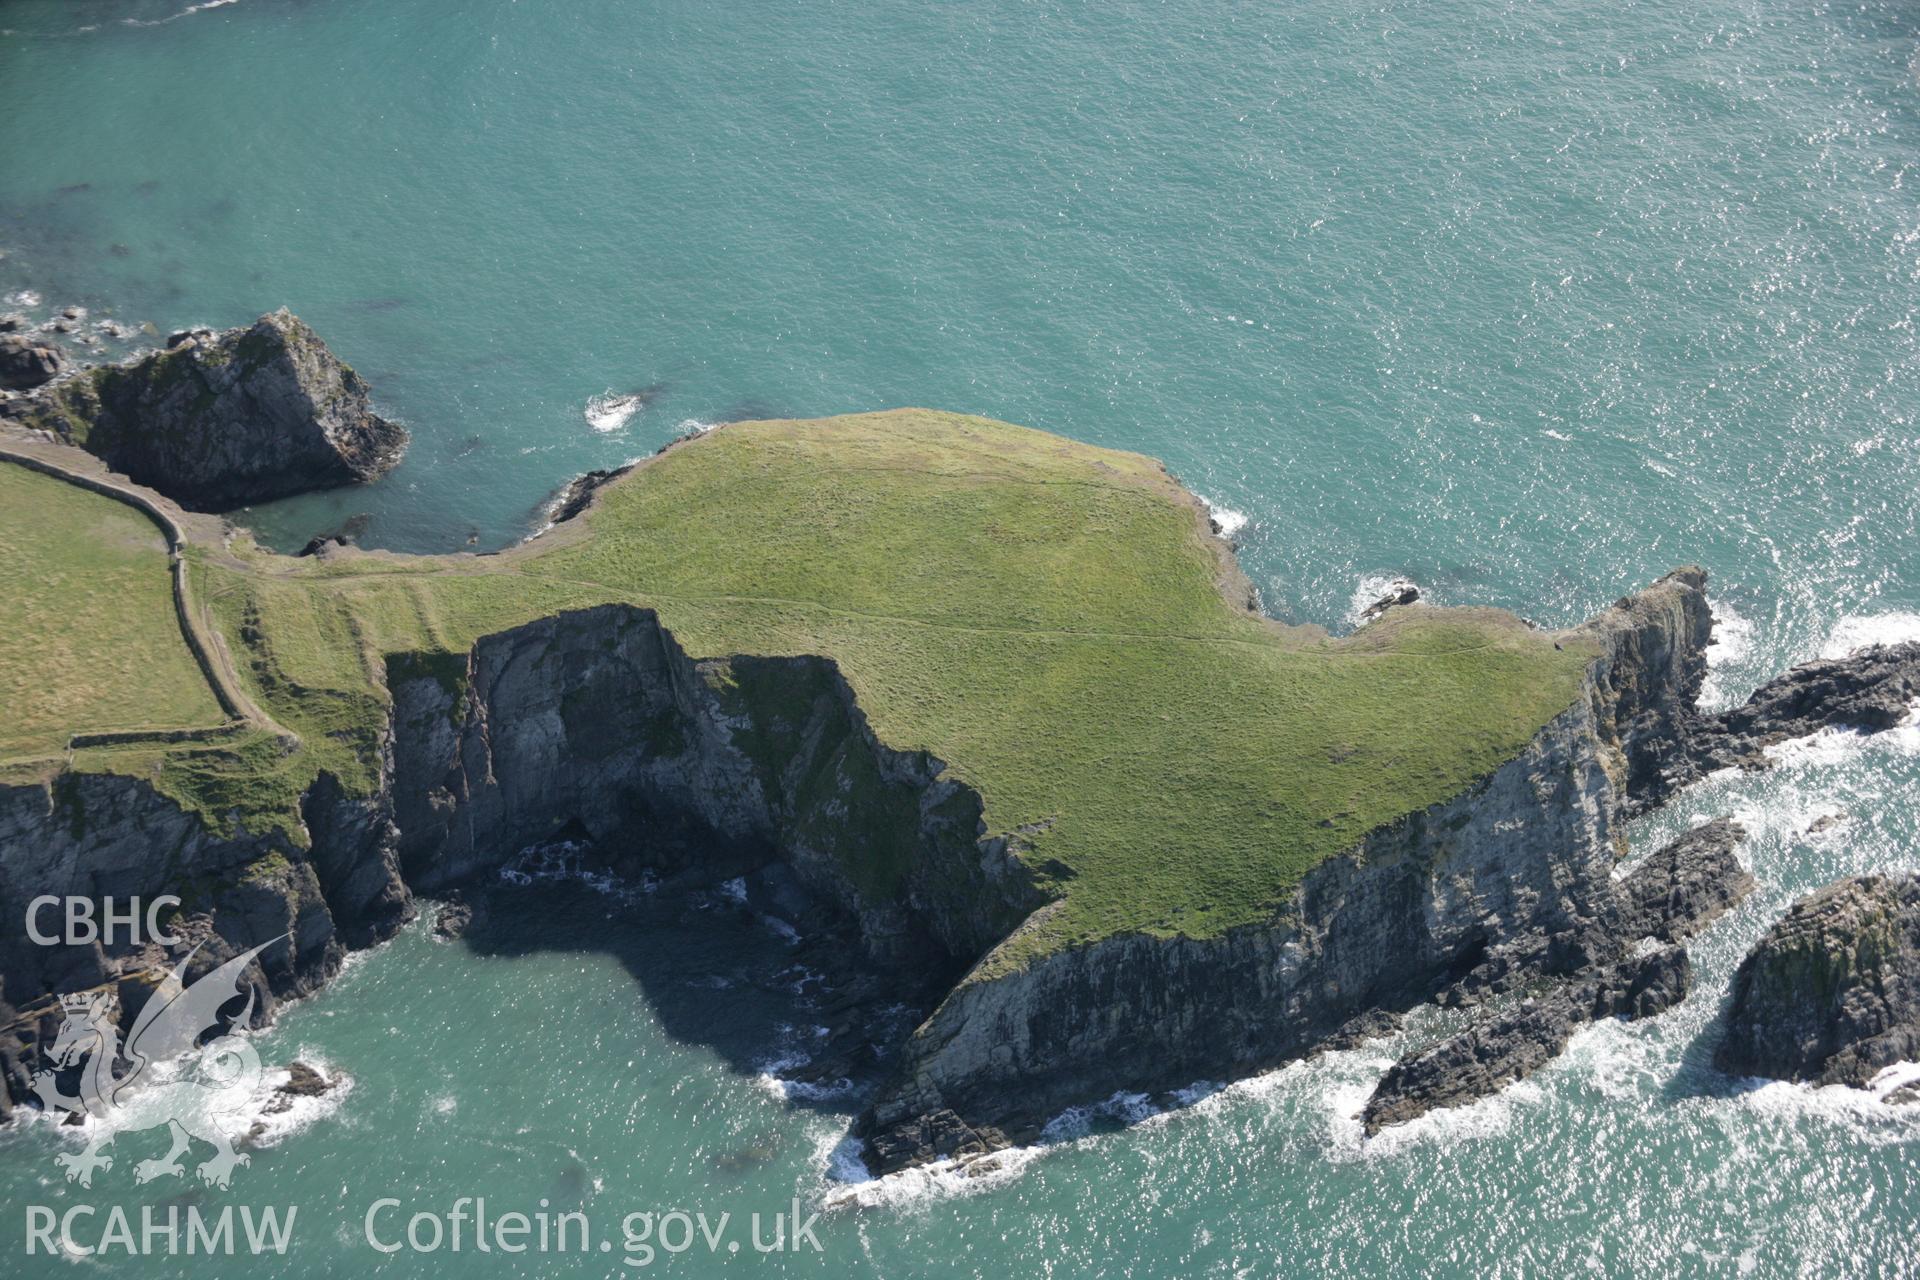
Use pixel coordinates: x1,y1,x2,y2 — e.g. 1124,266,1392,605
16,412,1598,965
0,464,226,759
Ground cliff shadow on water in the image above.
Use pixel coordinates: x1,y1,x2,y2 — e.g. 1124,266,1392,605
379,602,1051,1112
437,870,931,1118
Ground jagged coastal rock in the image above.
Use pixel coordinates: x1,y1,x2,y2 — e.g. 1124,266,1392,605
1362,946,1690,1135
7,308,406,510
1628,641,1920,813
1716,873,1920,1087
852,570,1715,1168
0,333,65,390
1356,820,1752,1133
539,462,635,529
1615,817,1754,944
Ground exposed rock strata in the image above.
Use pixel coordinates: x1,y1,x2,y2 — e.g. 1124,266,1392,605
387,604,1045,974
4,560,1914,1162
1716,872,1920,1087
1361,945,1691,1135
1615,817,1754,944
0,764,411,1119
1358,816,1750,1134
7,309,406,510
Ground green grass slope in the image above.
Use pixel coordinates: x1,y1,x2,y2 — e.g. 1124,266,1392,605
0,464,226,761
20,411,1599,963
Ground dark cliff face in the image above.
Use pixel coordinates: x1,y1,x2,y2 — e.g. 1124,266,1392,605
14,309,406,511
387,604,1047,974
0,766,412,1120
1717,873,1920,1087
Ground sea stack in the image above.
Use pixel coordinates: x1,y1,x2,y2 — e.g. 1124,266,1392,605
9,308,406,510
1716,872,1920,1087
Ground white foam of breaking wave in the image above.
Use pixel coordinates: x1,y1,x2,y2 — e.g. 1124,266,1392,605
1039,1089,1161,1142
751,1021,854,1102
1762,701,1920,770
21,1042,351,1160
497,840,655,901
675,418,718,437
758,914,801,945
821,1142,1050,1210
584,391,646,433
1821,612,1920,658
1330,1072,1542,1162
823,1135,872,1184
123,0,240,26
1700,600,1757,710
1721,1067,1920,1143
1198,496,1248,538
6,290,41,308
1347,573,1421,628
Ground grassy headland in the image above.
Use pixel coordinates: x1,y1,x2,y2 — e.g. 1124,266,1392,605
9,411,1597,963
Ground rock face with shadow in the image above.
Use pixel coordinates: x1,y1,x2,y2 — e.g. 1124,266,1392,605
1355,817,1755,1135
387,603,1047,978
8,562,1920,1159
1717,872,1920,1088
0,764,412,1120
7,309,406,510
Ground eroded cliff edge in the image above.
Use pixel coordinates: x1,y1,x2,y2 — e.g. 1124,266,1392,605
852,569,1713,1168
0,569,1711,1145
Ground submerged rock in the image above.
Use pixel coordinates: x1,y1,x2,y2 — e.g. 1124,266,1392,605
1616,817,1754,943
297,512,372,557
0,333,65,390
11,308,407,510
1716,872,1920,1087
1362,945,1691,1135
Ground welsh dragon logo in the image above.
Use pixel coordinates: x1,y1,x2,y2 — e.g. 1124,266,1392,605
31,938,281,1190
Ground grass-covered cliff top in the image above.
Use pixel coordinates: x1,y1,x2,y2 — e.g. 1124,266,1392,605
5,411,1597,962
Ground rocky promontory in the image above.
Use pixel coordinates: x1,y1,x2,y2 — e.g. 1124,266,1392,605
1358,818,1752,1133
1717,872,1920,1087
5,308,406,510
6,411,1920,1175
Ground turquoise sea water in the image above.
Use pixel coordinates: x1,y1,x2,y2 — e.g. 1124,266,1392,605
2,0,1919,1274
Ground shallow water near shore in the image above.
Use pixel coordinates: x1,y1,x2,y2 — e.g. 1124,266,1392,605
3,0,1920,1274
